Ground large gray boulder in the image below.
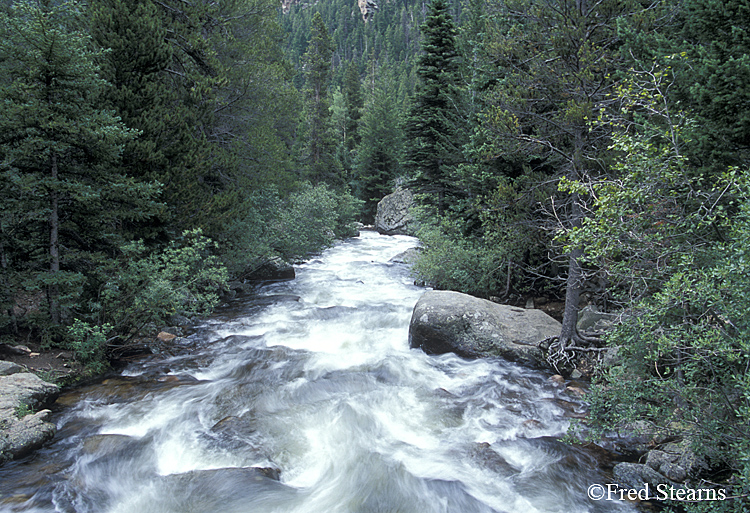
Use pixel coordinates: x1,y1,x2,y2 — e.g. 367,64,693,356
408,290,561,366
0,370,59,463
375,188,415,236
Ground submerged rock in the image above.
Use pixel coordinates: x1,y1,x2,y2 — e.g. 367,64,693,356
155,467,295,511
408,290,561,367
389,247,421,264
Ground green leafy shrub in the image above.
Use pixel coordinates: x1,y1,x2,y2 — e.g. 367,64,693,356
411,175,552,299
331,189,364,239
64,319,110,373
572,68,750,506
214,189,284,278
412,218,507,298
272,183,363,260
588,222,750,508
100,229,228,338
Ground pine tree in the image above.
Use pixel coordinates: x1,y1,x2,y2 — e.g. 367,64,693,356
343,62,363,155
680,0,750,170
403,0,466,214
355,69,404,222
0,0,159,326
92,0,300,251
89,0,174,239
300,12,341,185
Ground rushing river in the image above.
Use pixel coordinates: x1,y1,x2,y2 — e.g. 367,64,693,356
0,231,633,513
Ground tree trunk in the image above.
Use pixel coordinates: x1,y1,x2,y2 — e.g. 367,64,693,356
558,137,586,348
0,238,18,334
559,243,583,349
49,152,61,324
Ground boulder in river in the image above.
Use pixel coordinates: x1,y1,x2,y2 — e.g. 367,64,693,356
408,290,561,367
375,188,416,236
244,256,295,283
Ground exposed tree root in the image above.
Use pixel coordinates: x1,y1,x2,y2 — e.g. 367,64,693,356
543,328,606,374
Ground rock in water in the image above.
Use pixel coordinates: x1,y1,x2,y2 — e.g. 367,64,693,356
408,290,561,367
0,371,59,463
375,188,415,236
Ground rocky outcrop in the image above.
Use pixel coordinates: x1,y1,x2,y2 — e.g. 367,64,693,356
612,439,704,492
358,0,378,21
375,188,415,236
613,462,675,490
280,0,298,14
576,305,620,332
408,290,561,366
0,369,59,463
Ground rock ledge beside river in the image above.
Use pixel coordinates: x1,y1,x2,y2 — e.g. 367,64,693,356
0,362,59,464
408,290,561,367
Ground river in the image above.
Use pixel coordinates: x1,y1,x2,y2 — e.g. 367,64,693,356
0,230,633,513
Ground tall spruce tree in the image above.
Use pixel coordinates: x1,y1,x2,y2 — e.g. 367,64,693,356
403,0,466,215
0,0,159,326
680,0,750,170
300,12,340,185
89,0,174,239
343,62,363,155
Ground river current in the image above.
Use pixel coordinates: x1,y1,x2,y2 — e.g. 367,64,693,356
0,231,633,513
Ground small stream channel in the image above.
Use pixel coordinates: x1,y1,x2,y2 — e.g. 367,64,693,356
0,230,634,513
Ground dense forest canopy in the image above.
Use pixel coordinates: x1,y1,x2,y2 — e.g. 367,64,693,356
1,0,749,507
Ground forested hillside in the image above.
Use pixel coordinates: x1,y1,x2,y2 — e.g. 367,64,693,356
1,0,749,506
0,0,361,370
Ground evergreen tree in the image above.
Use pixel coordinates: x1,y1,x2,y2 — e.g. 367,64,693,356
89,0,174,239
300,12,340,184
403,0,466,214
355,70,404,222
0,0,159,326
212,0,299,193
92,0,300,251
90,0,222,236
343,61,363,159
680,0,750,170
